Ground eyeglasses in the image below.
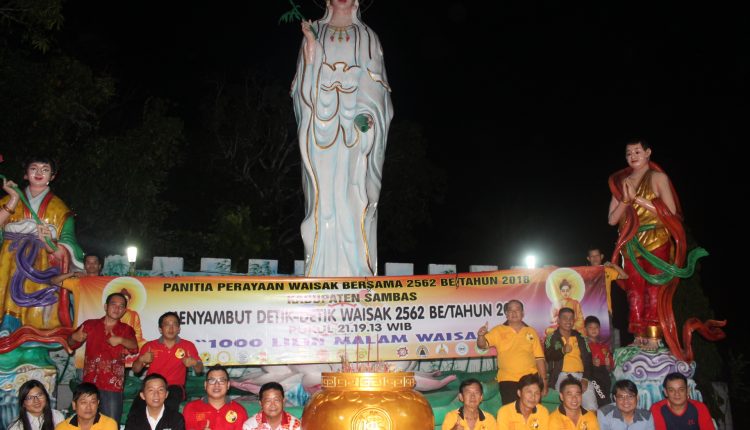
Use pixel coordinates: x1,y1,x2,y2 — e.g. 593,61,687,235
615,393,636,401
28,167,52,175
207,378,228,385
25,394,44,402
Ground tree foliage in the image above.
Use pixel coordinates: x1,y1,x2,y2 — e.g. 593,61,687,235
184,70,303,269
1,21,184,261
60,98,184,255
0,0,64,51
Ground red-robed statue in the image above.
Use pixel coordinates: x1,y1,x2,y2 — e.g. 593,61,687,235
607,139,724,360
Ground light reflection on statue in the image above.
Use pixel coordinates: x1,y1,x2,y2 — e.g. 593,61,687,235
292,0,393,277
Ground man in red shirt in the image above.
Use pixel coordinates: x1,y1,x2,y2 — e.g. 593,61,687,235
68,292,139,424
651,372,715,430
183,365,248,430
131,311,204,412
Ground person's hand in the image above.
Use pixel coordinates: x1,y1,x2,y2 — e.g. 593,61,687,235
107,336,123,347
183,356,198,368
71,325,87,343
301,20,316,64
204,419,211,430
563,341,572,354
477,322,489,337
51,246,66,261
2,178,19,199
36,223,52,243
622,179,636,204
542,381,549,398
301,20,315,42
593,357,601,366
581,378,589,391
140,351,154,364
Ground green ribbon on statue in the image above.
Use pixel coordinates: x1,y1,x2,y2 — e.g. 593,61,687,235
0,173,58,251
625,224,708,285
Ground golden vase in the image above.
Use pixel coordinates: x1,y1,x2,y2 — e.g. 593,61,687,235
301,372,434,430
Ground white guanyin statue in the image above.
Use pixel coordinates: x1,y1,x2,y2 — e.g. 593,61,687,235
292,0,393,277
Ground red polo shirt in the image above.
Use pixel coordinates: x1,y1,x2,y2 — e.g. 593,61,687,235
138,337,201,387
183,398,248,430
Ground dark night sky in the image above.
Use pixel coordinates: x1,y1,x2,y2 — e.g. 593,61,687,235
59,1,742,336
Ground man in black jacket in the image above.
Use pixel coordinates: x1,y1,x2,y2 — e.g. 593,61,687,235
125,373,185,430
543,307,599,410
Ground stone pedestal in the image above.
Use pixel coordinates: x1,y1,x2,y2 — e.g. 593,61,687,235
613,344,702,410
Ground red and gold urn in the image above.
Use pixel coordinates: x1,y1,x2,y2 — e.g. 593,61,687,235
301,372,434,430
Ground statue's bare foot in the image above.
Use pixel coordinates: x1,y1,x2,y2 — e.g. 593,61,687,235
641,338,659,352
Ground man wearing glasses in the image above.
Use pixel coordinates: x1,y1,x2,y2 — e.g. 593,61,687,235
183,365,248,430
597,380,654,430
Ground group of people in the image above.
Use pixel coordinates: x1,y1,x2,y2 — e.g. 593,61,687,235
9,293,300,430
477,299,614,411
9,368,299,430
442,372,713,430
470,298,714,429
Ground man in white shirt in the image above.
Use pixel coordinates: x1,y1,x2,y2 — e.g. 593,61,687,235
124,373,185,430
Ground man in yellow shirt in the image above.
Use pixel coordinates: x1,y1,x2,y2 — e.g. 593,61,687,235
544,308,598,411
477,300,547,404
497,373,550,430
549,377,600,430
442,378,498,430
55,383,119,430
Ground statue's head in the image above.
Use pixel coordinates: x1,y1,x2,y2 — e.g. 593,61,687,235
23,156,57,186
321,0,363,24
624,138,652,169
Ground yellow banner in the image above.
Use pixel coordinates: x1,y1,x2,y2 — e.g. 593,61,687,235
73,267,609,366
